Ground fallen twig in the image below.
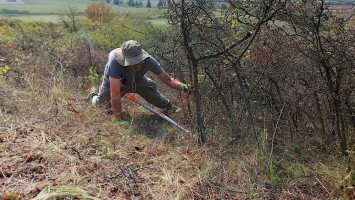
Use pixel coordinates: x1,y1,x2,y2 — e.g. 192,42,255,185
70,147,82,160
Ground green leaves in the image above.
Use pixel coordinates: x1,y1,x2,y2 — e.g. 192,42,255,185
88,67,100,86
0,24,15,41
268,160,279,184
0,65,11,76
119,120,131,126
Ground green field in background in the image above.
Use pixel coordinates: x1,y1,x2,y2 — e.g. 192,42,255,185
0,0,161,13
0,0,91,13
0,0,165,22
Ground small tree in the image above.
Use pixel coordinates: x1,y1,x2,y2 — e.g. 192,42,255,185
146,0,151,8
59,5,79,33
113,0,120,5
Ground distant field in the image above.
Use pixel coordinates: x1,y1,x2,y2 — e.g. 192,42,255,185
0,0,164,22
0,0,93,13
0,14,85,22
0,0,161,13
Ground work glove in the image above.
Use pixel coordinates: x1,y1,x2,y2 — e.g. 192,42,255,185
182,83,193,95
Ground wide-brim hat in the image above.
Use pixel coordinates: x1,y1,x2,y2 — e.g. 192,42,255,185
114,40,150,66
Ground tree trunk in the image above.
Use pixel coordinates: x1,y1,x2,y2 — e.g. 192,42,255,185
314,91,326,135
180,0,206,143
232,62,257,139
323,60,348,156
334,97,348,156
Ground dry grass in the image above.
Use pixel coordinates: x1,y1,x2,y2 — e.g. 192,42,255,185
0,74,352,199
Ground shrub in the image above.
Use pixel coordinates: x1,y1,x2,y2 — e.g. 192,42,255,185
88,16,151,51
85,2,116,26
0,23,15,41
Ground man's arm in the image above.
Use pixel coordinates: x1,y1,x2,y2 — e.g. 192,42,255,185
109,76,122,120
158,72,185,91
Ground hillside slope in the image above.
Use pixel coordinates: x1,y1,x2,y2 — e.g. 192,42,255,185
0,77,353,199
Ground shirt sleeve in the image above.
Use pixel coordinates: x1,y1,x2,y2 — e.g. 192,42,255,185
146,57,165,75
107,53,123,79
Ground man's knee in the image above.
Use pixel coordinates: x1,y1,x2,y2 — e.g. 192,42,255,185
140,76,157,90
139,90,171,109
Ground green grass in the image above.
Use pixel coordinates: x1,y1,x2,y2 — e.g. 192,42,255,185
0,0,162,13
0,9,166,23
0,0,165,22
0,0,91,13
1,14,62,22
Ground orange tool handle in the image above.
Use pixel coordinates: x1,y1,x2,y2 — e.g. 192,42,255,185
125,94,138,103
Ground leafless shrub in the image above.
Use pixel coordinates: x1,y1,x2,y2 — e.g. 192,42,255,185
59,5,80,33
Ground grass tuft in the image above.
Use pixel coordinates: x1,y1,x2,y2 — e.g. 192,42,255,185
33,185,98,200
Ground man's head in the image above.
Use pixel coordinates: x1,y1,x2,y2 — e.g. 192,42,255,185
115,40,150,67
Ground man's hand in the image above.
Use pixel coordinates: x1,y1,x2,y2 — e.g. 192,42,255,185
120,112,131,120
114,112,131,126
113,111,130,121
157,72,194,94
182,83,193,95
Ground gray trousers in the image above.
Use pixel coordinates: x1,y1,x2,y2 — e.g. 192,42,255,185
92,76,172,109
